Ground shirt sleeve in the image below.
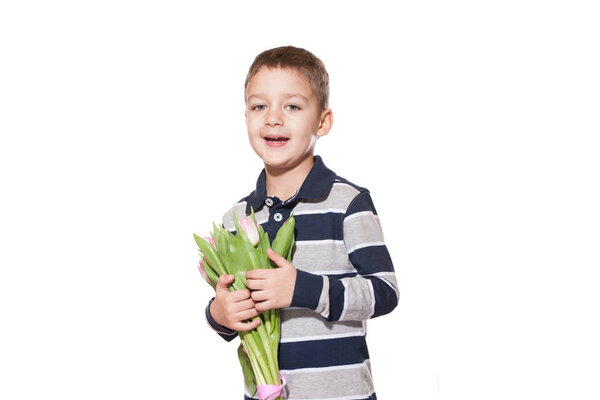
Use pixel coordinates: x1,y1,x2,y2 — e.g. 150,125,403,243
290,190,399,321
205,297,238,342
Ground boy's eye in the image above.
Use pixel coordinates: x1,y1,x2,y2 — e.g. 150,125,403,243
251,105,266,111
285,104,301,111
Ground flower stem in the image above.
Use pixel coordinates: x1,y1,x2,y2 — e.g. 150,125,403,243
242,327,274,384
240,333,266,386
255,318,281,385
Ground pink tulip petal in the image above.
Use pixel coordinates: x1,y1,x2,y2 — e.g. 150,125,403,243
203,236,216,249
197,259,211,284
257,374,287,400
240,217,260,246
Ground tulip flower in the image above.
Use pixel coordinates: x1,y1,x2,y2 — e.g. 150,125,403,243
198,257,218,288
194,210,295,400
240,217,260,246
204,235,216,249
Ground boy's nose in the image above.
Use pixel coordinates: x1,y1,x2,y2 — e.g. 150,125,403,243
266,108,283,126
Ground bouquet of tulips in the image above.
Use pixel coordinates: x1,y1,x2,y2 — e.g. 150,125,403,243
194,210,294,400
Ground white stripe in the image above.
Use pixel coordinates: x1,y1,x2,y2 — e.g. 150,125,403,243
288,393,375,400
338,279,349,321
292,208,345,216
332,181,360,189
307,268,356,275
362,272,399,299
343,210,379,223
280,330,365,343
280,361,370,375
361,271,396,278
295,239,345,246
367,279,375,319
346,241,385,254
319,276,330,319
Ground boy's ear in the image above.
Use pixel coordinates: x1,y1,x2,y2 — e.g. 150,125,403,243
316,108,333,138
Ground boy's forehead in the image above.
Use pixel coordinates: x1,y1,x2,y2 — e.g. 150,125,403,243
247,67,315,99
248,92,310,102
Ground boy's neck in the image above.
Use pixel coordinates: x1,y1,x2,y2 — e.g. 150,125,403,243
264,155,315,202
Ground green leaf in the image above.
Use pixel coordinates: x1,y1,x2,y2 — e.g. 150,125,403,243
193,234,226,276
213,223,232,272
271,215,295,267
237,344,257,396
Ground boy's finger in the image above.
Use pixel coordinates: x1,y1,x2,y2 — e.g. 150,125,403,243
250,290,268,302
245,278,266,290
235,318,261,332
246,269,269,279
215,274,234,294
254,300,274,313
229,288,252,302
235,298,256,311
267,248,289,268
236,307,260,321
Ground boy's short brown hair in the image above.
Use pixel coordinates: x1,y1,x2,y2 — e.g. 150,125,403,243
244,45,330,112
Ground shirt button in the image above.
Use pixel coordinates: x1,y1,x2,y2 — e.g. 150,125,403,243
265,198,274,207
274,213,283,222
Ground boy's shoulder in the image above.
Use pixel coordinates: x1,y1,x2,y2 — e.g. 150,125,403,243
304,175,376,217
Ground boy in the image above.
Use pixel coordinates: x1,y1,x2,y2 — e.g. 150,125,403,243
205,46,399,400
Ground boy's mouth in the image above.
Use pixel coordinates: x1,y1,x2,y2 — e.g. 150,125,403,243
265,136,289,142
264,136,289,146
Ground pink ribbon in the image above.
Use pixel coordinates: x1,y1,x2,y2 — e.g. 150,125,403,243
257,374,287,400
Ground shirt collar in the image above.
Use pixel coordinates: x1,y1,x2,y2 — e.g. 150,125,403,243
245,155,337,214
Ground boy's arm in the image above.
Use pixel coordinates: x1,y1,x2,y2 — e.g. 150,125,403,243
291,190,399,321
205,297,238,342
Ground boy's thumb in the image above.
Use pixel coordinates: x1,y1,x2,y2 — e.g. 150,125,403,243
216,274,234,292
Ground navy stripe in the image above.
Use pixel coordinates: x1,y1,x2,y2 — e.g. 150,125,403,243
326,272,358,279
278,335,370,370
349,245,394,274
370,277,399,318
327,278,346,321
294,213,344,241
290,269,324,310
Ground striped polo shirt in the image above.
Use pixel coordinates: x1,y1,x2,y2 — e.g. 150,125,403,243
205,155,399,400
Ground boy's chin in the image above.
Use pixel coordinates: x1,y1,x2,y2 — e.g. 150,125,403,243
262,154,314,172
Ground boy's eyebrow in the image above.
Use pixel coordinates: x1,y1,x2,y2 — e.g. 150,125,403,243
247,93,309,101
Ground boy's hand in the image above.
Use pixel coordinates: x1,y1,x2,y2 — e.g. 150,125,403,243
209,274,261,331
246,248,297,312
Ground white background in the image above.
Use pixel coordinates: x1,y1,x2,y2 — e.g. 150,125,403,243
1,1,599,399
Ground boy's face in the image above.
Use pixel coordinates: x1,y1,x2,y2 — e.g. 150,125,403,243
245,67,332,172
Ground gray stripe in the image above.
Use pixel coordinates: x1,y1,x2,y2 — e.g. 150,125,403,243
292,182,361,215
280,308,364,341
292,241,353,274
343,212,384,251
281,360,375,400
339,277,376,320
